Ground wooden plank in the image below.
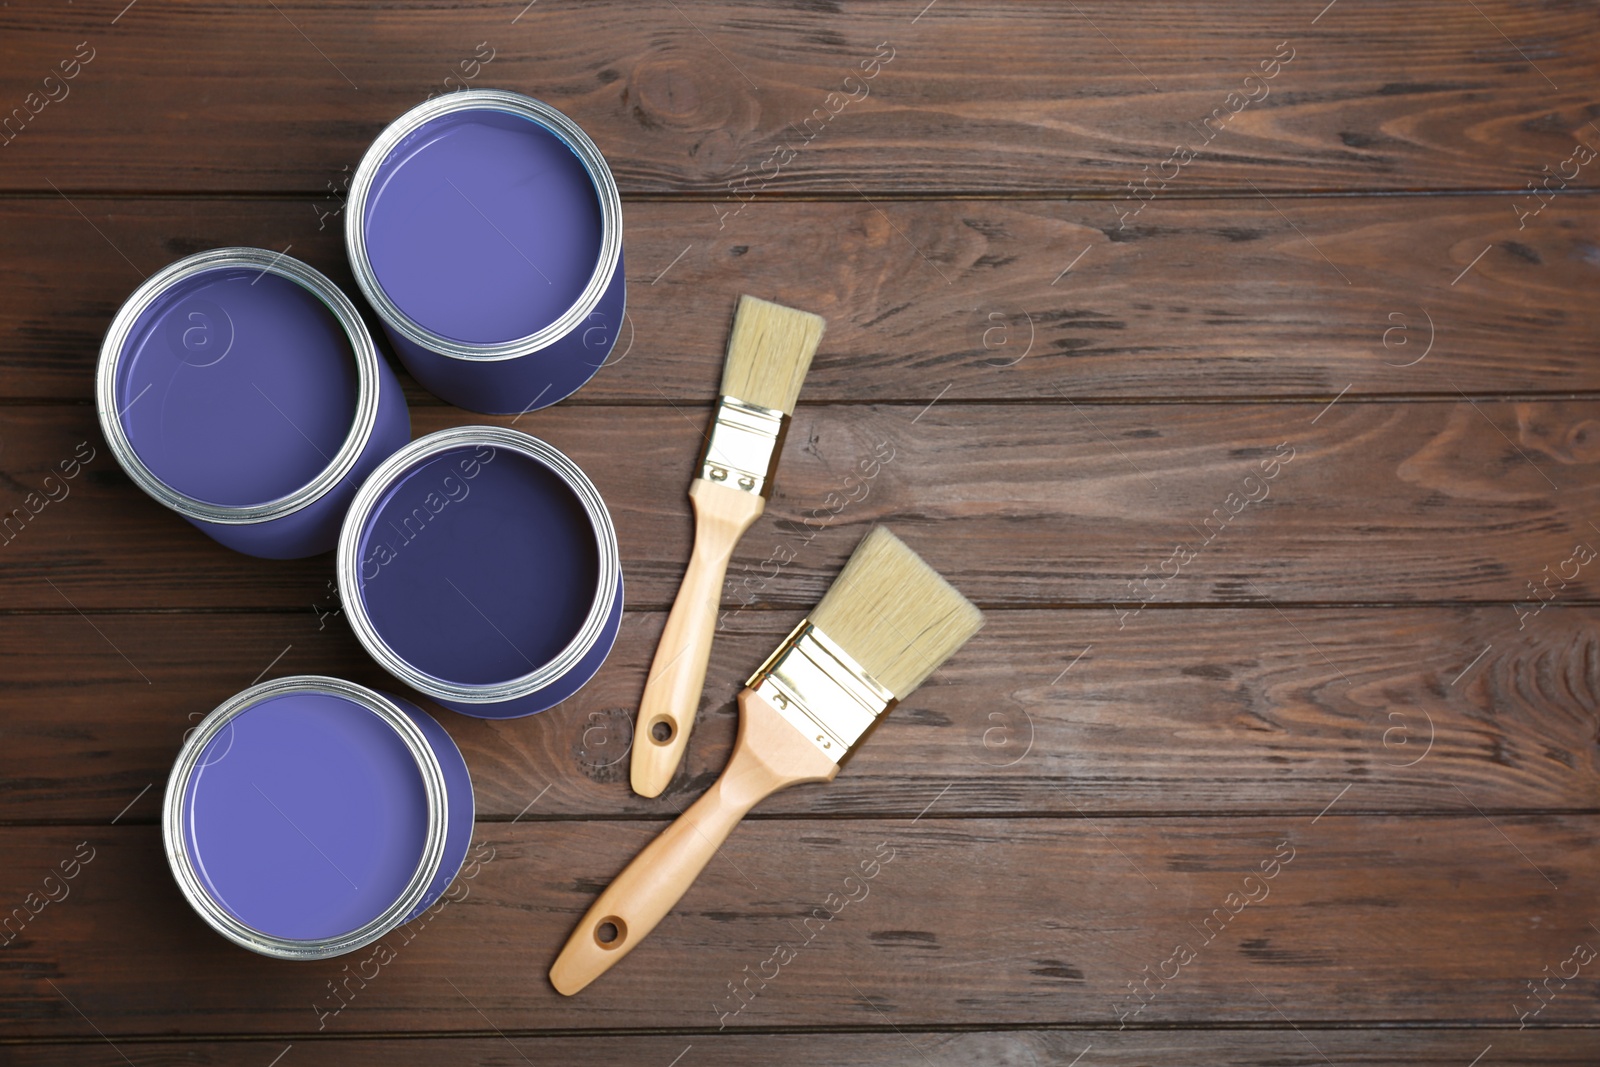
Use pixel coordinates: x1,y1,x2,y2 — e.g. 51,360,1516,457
6,1029,1594,1066
0,816,1593,1035
3,606,1595,823
4,196,1598,403
1,399,1596,610
0,2,1595,194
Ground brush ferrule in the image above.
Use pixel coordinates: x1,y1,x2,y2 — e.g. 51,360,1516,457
699,396,787,498
746,619,897,760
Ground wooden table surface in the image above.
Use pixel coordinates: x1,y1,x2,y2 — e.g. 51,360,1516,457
3,1,1598,1063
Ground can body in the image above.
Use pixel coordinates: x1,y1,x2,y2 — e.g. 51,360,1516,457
96,248,411,559
164,676,473,960
338,426,622,717
346,90,625,415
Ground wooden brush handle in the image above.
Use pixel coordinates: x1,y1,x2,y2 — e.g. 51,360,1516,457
551,689,839,996
630,478,766,799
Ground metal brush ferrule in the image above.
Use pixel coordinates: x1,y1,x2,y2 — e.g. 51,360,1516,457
698,396,788,498
747,619,897,760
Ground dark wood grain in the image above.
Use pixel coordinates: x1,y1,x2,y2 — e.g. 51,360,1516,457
7,1030,1596,1067
2,399,1596,610
1,817,1593,1036
4,195,1598,403
3,0,1595,1057
0,2,1595,195
3,607,1596,823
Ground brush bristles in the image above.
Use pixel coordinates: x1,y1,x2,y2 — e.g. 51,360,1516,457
810,527,984,699
719,295,825,415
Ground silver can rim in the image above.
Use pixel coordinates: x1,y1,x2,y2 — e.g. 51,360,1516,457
337,425,621,704
344,89,624,364
162,675,449,961
95,247,384,526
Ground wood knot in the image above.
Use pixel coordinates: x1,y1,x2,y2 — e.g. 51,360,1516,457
1565,419,1600,463
629,55,735,131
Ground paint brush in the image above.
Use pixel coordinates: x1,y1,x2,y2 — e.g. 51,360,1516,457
553,526,983,995
629,295,826,799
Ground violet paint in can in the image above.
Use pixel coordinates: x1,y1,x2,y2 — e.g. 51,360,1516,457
96,248,410,559
338,426,622,718
163,676,473,960
346,90,625,415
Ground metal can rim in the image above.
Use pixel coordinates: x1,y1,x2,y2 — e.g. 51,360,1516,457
336,425,621,704
343,88,624,364
95,247,384,526
162,675,449,960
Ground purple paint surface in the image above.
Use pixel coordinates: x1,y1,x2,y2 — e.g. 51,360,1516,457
362,108,603,345
356,444,600,686
443,576,624,718
116,268,358,507
181,691,428,941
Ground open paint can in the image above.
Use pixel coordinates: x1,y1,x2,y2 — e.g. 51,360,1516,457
96,248,410,559
163,676,473,960
338,426,623,718
345,89,625,415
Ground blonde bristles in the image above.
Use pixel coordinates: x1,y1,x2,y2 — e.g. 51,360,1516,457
810,527,984,698
719,295,825,414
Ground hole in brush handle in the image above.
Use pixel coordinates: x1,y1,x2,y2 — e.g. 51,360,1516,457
594,916,627,949
648,715,676,744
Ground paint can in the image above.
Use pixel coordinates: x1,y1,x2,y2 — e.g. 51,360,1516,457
163,675,473,960
96,248,410,559
338,425,623,717
345,89,625,415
